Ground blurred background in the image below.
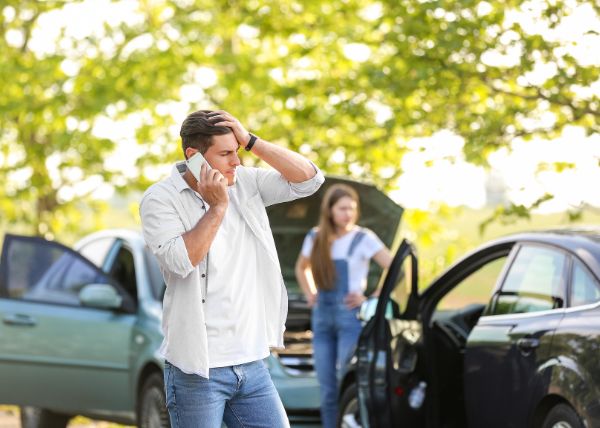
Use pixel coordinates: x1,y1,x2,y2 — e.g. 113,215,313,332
0,0,599,425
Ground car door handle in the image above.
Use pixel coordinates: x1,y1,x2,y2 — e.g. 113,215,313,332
2,313,37,327
517,337,540,351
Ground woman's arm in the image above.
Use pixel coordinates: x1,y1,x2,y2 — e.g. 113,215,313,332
295,254,317,307
373,247,393,269
368,247,394,297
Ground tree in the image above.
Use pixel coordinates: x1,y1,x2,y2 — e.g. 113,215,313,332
1,0,598,238
0,0,188,238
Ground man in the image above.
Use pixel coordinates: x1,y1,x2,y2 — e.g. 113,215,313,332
140,110,324,428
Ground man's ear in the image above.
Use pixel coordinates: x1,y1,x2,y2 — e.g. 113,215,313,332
184,147,198,160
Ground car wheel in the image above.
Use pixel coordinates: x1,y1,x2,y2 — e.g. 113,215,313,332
542,403,584,428
139,372,170,428
338,383,362,428
20,406,70,428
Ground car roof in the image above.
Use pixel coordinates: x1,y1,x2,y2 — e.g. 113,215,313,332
479,227,600,278
73,228,145,252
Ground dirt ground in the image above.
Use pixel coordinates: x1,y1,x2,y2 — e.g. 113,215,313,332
0,407,316,428
0,407,18,428
0,407,125,428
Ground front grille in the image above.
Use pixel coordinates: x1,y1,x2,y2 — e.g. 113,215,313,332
277,330,315,373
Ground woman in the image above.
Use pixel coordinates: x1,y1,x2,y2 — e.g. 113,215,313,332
295,184,393,428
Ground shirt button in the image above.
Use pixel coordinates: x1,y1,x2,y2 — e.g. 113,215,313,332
201,274,206,278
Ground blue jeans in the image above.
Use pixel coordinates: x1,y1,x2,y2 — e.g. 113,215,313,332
312,301,362,428
164,360,289,428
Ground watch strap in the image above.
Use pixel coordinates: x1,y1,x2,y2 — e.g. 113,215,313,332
245,133,258,151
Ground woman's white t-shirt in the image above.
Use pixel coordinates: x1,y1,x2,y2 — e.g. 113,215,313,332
301,227,385,294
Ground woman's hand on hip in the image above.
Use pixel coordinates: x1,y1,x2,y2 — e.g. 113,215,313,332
306,292,317,308
344,292,366,309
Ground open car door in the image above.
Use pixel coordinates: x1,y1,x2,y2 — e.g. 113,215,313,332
356,239,423,428
0,234,136,413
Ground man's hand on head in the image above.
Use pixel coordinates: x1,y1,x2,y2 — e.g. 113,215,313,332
207,110,251,148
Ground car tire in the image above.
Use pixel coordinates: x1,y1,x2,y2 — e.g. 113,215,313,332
542,403,584,428
139,372,170,428
19,406,70,428
338,382,361,428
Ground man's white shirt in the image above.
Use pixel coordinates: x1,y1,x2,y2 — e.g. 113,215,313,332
140,161,324,377
204,185,269,368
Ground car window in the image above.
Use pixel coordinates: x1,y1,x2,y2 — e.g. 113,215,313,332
436,256,508,311
144,248,165,300
571,260,600,307
78,237,116,268
388,254,415,317
490,245,567,316
4,236,113,306
108,245,138,302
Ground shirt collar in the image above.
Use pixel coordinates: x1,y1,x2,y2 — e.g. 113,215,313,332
170,161,189,193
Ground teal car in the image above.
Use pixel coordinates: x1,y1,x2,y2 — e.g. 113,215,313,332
0,229,321,427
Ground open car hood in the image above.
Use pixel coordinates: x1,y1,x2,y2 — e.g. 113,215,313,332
266,176,404,331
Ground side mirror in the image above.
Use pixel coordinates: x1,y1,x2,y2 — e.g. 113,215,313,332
359,297,397,323
79,284,122,309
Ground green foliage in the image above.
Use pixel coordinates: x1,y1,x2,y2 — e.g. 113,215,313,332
402,204,472,287
478,193,554,234
0,0,598,238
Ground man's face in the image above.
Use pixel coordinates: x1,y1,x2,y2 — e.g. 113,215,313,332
200,133,241,186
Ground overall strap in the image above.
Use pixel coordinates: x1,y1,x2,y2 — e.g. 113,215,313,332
347,229,366,257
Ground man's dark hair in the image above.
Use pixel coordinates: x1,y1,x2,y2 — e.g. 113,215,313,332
180,110,231,158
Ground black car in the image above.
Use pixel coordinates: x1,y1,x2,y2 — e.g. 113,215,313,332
339,229,600,428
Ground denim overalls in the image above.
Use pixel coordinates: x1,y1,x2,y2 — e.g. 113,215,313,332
310,229,366,428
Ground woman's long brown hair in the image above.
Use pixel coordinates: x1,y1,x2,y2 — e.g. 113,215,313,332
310,184,360,290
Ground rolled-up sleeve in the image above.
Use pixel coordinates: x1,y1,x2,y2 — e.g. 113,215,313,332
140,193,195,278
255,162,325,207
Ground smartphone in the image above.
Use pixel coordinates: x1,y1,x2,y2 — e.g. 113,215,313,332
186,152,211,182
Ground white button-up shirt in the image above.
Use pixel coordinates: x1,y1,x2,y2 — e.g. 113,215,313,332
140,161,324,377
